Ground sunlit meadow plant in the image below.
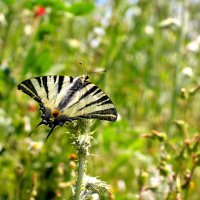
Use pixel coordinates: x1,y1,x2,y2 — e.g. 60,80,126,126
140,84,200,200
65,119,113,199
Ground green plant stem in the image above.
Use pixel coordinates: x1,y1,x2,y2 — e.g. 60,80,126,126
167,0,187,133
74,151,86,200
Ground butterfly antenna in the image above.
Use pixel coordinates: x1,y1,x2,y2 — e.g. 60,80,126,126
79,62,88,76
90,68,107,74
44,126,56,142
29,121,45,137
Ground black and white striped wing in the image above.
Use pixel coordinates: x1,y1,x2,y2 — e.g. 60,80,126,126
18,75,117,122
18,76,74,109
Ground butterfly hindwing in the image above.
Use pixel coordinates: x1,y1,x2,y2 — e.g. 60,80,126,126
63,82,117,121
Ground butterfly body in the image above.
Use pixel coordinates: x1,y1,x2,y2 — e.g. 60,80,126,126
18,74,117,140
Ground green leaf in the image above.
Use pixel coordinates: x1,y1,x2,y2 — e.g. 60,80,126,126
25,0,67,11
4,0,15,5
65,2,94,16
23,46,37,75
36,23,54,41
23,45,53,75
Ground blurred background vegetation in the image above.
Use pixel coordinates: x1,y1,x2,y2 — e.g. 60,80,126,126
0,0,200,199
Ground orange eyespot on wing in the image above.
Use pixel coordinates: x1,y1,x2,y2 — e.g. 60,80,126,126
51,109,62,118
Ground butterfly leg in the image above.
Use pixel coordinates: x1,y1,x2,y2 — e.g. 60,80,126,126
29,120,48,136
44,126,56,142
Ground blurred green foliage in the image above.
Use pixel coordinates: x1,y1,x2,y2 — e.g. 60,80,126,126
0,0,200,199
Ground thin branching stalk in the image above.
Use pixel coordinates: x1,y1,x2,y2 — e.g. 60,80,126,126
167,0,188,133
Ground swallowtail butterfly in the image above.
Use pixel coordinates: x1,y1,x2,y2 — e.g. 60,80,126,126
18,74,117,141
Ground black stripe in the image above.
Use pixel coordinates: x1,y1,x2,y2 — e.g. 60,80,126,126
67,85,98,109
23,80,39,97
58,79,90,110
93,88,102,96
78,95,108,111
90,108,116,114
42,76,49,99
79,108,117,121
53,76,57,83
58,76,64,94
79,85,98,101
18,84,42,103
36,77,42,87
98,99,112,106
80,114,116,121
69,76,73,83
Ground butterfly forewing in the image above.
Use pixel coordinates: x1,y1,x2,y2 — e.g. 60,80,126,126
18,76,73,108
18,75,117,122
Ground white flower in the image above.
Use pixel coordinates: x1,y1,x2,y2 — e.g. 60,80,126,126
25,138,43,154
91,193,99,200
117,179,126,191
150,176,160,188
182,67,193,77
24,24,33,36
140,189,155,200
149,170,160,188
45,7,52,15
144,25,154,35
67,39,80,49
187,41,199,52
88,26,105,49
90,38,101,49
132,6,142,16
186,36,200,53
159,18,180,28
0,108,13,134
22,9,31,17
93,27,105,36
101,7,112,27
125,6,141,22
0,13,7,26
23,115,31,132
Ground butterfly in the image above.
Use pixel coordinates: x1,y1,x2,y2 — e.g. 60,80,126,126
18,74,117,141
